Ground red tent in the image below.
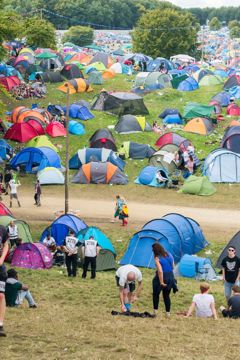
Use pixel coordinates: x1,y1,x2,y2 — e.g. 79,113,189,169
0,76,21,91
24,119,45,135
0,202,13,216
155,132,186,148
227,104,240,116
46,121,66,137
4,123,42,143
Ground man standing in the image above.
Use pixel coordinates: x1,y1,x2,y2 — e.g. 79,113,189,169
62,230,79,277
9,179,21,208
221,246,240,301
82,236,100,279
0,225,9,336
115,264,143,312
34,180,41,207
7,221,19,247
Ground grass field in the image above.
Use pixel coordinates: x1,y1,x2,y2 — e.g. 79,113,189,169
1,73,240,359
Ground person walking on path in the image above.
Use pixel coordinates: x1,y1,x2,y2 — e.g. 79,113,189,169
34,180,41,206
152,243,177,317
82,236,100,279
9,179,21,208
221,246,240,301
0,225,9,336
63,230,79,277
119,197,129,226
112,195,123,222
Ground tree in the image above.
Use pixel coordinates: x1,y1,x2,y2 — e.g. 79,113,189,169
23,17,56,49
230,25,240,39
62,26,93,47
132,8,199,59
209,17,221,31
229,20,239,29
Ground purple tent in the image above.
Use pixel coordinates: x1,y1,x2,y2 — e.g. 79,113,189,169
11,243,53,269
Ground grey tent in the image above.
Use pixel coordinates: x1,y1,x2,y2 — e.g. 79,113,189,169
89,52,110,67
216,231,240,268
118,141,155,159
91,91,149,116
89,128,117,151
149,149,179,174
115,115,152,134
41,71,63,83
88,71,103,85
71,162,128,184
60,64,84,80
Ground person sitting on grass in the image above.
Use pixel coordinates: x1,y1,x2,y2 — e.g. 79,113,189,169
220,285,240,319
185,283,217,319
5,268,37,308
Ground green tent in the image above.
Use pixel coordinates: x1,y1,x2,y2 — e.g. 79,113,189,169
178,175,216,196
0,216,33,243
183,103,215,119
199,75,223,87
88,70,103,85
26,135,58,152
35,52,58,59
149,145,179,174
171,74,188,89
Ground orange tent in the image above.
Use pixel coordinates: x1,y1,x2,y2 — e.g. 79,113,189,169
230,120,240,127
102,69,115,79
58,78,93,94
183,118,214,135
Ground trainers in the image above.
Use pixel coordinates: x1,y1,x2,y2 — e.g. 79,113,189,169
166,312,170,318
0,326,6,337
219,306,225,312
29,304,37,308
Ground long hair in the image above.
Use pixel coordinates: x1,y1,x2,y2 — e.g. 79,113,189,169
152,243,168,258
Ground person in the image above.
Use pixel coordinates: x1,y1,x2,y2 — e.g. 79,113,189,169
5,268,37,308
220,285,240,319
185,155,194,175
221,246,240,301
159,62,165,72
185,283,217,319
152,121,162,134
7,221,19,247
119,198,129,226
112,195,123,223
156,170,169,187
0,225,9,336
9,179,21,208
34,180,41,206
4,170,12,195
152,243,177,317
43,234,56,252
115,264,143,312
82,236,101,279
62,230,79,277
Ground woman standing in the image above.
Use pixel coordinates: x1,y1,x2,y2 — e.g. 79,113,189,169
152,243,176,317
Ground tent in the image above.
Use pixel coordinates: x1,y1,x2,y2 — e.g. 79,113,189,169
178,77,199,91
66,104,94,120
199,74,222,86
0,76,21,91
208,100,221,115
26,135,58,152
227,104,240,116
183,103,215,119
0,202,13,216
163,114,183,125
192,69,214,82
211,91,231,107
69,148,125,171
159,108,181,119
41,71,63,83
10,147,61,173
221,126,240,153
89,52,113,68
11,107,46,124
40,214,87,246
135,166,169,188
0,139,13,160
86,62,106,73
120,213,208,267
46,121,66,137
178,254,216,280
183,118,214,135
203,149,240,183
58,78,93,94
224,75,240,90
69,120,85,135
72,162,128,185
216,231,240,268
178,175,216,196
115,115,151,134
88,71,103,85
89,128,117,151
171,74,188,89
60,64,84,80
4,122,43,143
77,227,116,271
102,69,115,79
155,132,185,148
0,217,32,243
149,147,181,174
37,167,64,185
147,57,174,71
11,243,52,269
91,91,149,116
135,72,172,90
118,141,155,160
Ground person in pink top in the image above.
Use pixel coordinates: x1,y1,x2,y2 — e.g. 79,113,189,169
186,155,194,175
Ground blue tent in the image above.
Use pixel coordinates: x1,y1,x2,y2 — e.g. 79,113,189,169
0,139,13,160
10,147,61,173
203,148,240,183
135,166,169,188
40,214,87,246
178,254,213,278
77,226,116,254
120,213,208,267
163,114,183,125
147,57,174,72
214,69,228,78
69,148,125,171
159,108,181,119
211,91,231,107
69,120,85,135
64,104,94,120
178,77,199,91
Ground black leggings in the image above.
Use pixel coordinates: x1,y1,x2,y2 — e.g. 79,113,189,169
152,275,171,312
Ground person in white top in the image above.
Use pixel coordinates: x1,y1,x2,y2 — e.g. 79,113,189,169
43,235,56,252
82,236,100,279
185,283,217,319
9,179,21,208
62,230,79,277
7,221,19,247
115,264,143,312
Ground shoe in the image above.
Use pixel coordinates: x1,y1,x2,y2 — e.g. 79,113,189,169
0,326,6,337
166,312,170,318
219,306,225,312
37,204,41,207
29,304,37,308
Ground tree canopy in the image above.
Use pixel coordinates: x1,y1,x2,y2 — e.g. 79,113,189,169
209,17,221,31
23,18,56,49
62,26,93,47
132,8,199,59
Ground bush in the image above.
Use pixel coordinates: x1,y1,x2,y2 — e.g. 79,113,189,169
62,26,93,47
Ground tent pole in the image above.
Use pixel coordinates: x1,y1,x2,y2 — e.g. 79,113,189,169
65,86,70,214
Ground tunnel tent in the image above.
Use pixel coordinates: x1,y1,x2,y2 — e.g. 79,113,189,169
135,166,170,188
118,141,155,160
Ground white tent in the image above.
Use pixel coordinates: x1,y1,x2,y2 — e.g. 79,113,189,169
37,167,64,185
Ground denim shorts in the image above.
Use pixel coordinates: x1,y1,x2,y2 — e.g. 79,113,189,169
224,281,239,299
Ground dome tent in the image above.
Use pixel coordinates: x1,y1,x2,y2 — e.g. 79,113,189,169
211,91,231,107
178,77,199,91
149,147,180,174
77,227,116,271
178,175,216,196
89,128,117,151
11,243,52,269
221,126,240,153
0,202,13,216
183,118,214,135
46,121,66,137
26,135,58,152
115,115,151,134
69,120,85,135
40,214,87,246
118,141,155,160
216,231,240,268
37,167,64,185
135,166,169,188
120,213,208,267
88,71,103,85
4,122,44,143
0,216,33,243
63,104,94,120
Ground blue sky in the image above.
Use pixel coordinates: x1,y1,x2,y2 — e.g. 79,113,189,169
169,0,240,8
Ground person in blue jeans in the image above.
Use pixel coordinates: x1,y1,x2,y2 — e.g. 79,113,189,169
152,243,177,317
221,246,240,301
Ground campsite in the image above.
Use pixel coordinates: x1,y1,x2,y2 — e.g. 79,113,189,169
1,2,240,359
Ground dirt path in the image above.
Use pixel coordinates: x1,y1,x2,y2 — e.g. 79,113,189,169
7,193,240,231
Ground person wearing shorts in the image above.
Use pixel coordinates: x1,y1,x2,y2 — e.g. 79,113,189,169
115,264,142,312
9,179,21,208
0,225,9,336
